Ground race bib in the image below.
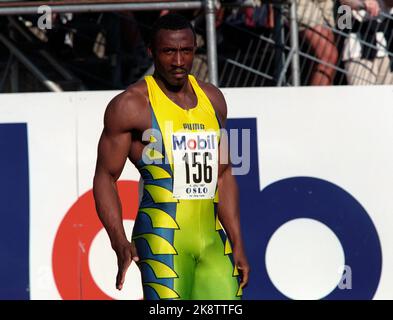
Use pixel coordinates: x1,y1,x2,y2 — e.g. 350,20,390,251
172,131,218,199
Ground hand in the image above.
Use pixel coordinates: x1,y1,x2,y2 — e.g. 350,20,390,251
364,0,380,17
232,244,250,289
114,240,139,290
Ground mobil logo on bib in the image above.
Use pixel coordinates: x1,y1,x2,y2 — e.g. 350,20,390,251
172,132,217,151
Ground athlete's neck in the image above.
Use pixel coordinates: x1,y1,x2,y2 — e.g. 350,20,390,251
153,72,190,95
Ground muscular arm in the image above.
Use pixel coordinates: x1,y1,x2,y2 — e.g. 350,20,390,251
202,83,250,288
340,0,380,16
93,91,142,290
217,151,244,254
340,0,365,9
218,162,250,290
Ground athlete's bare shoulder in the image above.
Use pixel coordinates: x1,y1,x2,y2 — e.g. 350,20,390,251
104,80,149,133
195,78,227,125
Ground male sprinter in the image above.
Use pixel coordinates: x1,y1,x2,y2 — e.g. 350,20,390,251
93,13,249,300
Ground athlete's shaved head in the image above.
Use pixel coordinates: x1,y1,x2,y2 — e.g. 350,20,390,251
149,13,197,50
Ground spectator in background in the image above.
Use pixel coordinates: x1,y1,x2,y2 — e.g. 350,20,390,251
296,0,339,85
341,0,393,84
226,3,274,29
296,0,382,85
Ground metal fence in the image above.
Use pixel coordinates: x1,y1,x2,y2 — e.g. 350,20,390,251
0,0,392,92
0,0,217,92
217,0,393,87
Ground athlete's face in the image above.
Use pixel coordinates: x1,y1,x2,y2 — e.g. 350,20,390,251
151,28,196,87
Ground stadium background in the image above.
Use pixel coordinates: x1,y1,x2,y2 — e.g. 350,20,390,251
1,0,392,300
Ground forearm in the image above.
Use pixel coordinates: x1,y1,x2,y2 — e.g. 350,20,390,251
340,0,365,9
217,166,244,249
93,172,128,249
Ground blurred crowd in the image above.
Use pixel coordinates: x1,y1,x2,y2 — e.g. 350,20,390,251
295,0,393,85
220,0,393,85
1,0,392,89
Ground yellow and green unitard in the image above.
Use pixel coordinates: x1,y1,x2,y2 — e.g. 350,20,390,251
132,75,241,300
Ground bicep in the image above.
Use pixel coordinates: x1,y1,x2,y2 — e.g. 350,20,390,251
95,92,140,181
95,127,132,182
